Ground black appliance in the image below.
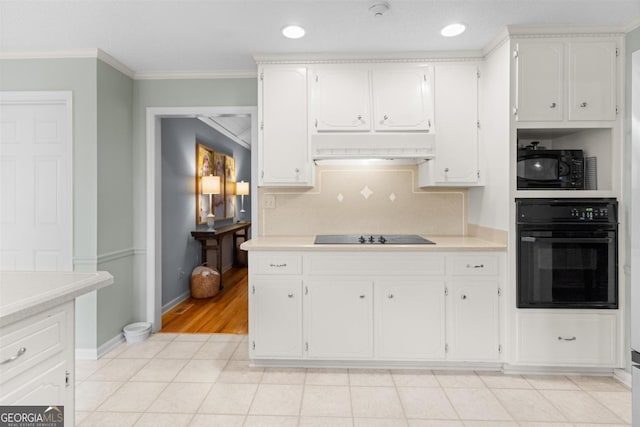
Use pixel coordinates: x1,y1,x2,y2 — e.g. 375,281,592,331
516,198,618,309
314,234,435,245
517,148,584,189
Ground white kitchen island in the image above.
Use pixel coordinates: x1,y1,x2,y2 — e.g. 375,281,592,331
0,271,113,426
241,236,506,368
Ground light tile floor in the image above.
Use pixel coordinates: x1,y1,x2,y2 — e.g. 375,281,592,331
75,333,633,427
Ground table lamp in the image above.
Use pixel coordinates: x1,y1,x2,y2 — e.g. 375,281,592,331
236,180,249,213
202,174,221,231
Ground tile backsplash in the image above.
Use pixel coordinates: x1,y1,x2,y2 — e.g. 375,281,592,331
258,165,467,236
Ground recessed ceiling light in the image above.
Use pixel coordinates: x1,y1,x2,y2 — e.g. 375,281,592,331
282,25,306,39
441,23,466,37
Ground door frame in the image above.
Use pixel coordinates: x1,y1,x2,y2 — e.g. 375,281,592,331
145,106,258,330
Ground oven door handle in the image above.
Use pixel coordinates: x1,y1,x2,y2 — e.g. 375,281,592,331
520,236,613,244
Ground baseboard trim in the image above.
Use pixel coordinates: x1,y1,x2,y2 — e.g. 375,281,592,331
613,368,632,387
75,348,98,360
162,291,191,314
503,364,615,376
75,333,126,360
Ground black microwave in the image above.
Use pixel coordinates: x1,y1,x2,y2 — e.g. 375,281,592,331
517,149,584,189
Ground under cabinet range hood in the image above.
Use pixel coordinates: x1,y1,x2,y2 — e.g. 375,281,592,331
311,133,435,160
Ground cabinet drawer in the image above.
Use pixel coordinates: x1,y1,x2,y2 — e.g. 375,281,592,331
516,312,617,366
0,305,68,385
308,253,445,276
253,254,302,275
448,255,499,276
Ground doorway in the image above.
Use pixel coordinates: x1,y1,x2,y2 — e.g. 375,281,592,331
145,107,258,332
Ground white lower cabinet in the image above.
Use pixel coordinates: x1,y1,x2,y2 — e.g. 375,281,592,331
0,302,74,426
447,280,500,361
305,280,373,359
249,279,303,358
375,279,446,360
248,251,504,364
516,311,617,367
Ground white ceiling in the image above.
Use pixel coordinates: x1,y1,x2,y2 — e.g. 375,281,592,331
1,0,639,74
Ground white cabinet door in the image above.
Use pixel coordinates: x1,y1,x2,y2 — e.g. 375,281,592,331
568,41,617,121
250,279,303,358
305,280,373,359
375,279,445,360
372,67,433,131
429,64,479,184
259,66,311,186
446,280,500,361
516,42,564,122
313,68,371,131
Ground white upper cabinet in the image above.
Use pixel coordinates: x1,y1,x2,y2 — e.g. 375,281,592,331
516,42,564,122
568,41,617,121
372,67,433,131
259,66,312,186
311,64,434,133
313,68,371,131
419,64,479,186
515,40,617,123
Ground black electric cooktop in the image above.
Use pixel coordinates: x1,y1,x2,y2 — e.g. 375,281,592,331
314,234,435,245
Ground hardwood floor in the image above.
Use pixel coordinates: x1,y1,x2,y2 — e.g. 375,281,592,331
161,267,248,334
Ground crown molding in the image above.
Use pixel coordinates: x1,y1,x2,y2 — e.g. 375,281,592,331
0,48,135,78
254,51,485,65
505,24,625,38
134,70,257,80
624,17,640,33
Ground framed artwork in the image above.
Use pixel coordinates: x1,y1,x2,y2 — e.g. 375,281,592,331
195,143,236,225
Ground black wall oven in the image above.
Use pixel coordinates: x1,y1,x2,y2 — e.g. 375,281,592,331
516,198,618,309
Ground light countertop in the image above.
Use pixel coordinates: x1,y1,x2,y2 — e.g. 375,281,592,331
0,271,114,327
240,235,507,252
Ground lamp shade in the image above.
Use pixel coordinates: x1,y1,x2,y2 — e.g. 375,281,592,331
202,175,221,194
236,181,250,196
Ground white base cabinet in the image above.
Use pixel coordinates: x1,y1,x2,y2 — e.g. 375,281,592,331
375,279,446,360
515,311,617,367
305,280,373,359
248,251,504,365
0,302,74,426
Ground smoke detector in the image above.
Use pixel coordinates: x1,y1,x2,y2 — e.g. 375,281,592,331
369,2,389,18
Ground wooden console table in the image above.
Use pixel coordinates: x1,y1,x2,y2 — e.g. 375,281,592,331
191,222,251,289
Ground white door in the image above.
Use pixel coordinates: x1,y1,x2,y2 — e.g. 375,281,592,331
0,92,72,271
372,67,433,131
375,279,446,360
305,280,373,359
250,279,303,358
568,41,617,121
516,42,564,121
446,280,500,361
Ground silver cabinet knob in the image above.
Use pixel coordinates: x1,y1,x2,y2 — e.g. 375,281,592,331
444,168,449,173
550,102,556,108
357,115,362,121
287,293,294,298
461,294,467,300
580,102,588,108
359,294,365,299
388,294,394,299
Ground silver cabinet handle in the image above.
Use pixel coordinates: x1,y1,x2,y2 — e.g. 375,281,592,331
269,263,287,268
359,294,366,299
558,336,577,341
550,102,556,108
580,102,588,108
461,294,467,300
287,293,294,298
1,347,26,365
388,294,394,299
466,264,484,269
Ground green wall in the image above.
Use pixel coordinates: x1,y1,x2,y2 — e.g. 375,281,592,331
0,58,100,349
96,60,136,345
